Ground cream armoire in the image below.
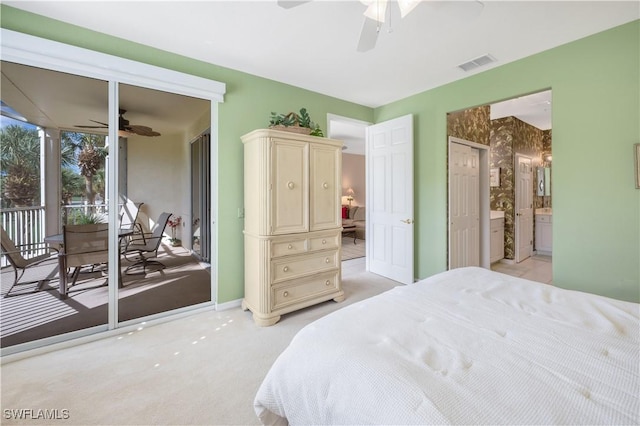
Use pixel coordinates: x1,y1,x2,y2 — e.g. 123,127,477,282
241,128,344,326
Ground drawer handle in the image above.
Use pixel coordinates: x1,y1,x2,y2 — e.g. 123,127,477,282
283,266,289,272
325,258,330,264
283,291,289,297
287,181,294,189
322,239,326,244
287,244,293,249
322,182,329,189
325,280,331,286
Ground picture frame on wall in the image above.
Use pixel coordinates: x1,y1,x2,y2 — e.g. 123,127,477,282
490,168,500,187
636,144,640,189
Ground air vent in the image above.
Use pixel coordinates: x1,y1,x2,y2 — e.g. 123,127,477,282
458,54,496,72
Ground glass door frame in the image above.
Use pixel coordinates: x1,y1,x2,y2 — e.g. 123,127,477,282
1,29,225,357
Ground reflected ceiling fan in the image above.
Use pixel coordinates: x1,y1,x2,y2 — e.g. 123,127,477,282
75,108,161,137
278,0,483,52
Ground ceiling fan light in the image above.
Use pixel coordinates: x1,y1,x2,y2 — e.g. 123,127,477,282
397,0,419,18
363,0,388,23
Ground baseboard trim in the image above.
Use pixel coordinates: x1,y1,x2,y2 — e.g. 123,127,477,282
217,298,243,311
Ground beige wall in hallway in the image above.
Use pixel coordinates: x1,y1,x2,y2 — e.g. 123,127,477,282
342,153,365,207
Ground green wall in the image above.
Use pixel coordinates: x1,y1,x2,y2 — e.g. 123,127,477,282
2,6,638,302
375,20,640,302
0,5,374,303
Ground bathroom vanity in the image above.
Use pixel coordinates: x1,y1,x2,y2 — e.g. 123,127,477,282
535,208,552,255
490,210,505,263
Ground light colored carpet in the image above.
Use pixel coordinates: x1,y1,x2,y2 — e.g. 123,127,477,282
0,258,400,425
341,237,365,261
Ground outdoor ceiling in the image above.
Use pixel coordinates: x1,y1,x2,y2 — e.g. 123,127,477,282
0,61,210,136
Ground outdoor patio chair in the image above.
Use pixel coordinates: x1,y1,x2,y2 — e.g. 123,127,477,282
1,226,60,297
123,212,172,275
119,201,144,245
60,223,111,298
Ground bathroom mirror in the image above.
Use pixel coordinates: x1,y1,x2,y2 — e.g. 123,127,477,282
537,167,551,196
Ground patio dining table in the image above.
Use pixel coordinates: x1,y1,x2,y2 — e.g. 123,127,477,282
44,228,133,245
44,228,133,297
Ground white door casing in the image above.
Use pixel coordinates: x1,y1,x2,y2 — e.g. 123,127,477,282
449,142,480,269
366,114,414,285
515,154,533,262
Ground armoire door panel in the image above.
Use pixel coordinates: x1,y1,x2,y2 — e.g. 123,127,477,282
270,139,309,234
309,144,340,231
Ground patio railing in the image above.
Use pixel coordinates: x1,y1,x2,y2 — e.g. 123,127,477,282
1,206,47,267
1,203,108,267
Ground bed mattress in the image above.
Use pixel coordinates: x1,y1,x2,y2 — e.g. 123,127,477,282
254,267,639,425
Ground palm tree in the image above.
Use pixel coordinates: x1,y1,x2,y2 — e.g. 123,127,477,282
61,168,85,206
0,125,41,207
61,132,107,206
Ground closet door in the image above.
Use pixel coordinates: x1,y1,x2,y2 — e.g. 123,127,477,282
309,143,341,231
270,138,309,235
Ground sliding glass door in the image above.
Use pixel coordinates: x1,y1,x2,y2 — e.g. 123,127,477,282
1,29,224,355
117,83,212,323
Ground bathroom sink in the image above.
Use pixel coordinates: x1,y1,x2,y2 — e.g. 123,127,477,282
490,210,505,219
535,208,552,215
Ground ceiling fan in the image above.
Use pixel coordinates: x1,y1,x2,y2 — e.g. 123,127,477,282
75,109,161,137
278,0,483,52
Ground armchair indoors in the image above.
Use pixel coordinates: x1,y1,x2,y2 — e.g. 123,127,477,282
123,212,171,275
1,226,59,297
60,223,111,298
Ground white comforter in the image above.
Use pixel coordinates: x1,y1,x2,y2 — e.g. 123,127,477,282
254,267,639,425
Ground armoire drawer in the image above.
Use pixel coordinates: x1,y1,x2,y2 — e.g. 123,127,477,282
271,238,307,258
271,272,339,310
271,250,339,283
308,233,339,252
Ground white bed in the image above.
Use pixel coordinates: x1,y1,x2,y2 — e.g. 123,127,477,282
254,267,639,425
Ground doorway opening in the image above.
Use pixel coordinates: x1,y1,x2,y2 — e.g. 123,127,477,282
327,115,369,265
446,89,553,284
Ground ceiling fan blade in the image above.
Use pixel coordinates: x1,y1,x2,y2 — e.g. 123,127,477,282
357,17,380,52
277,0,311,9
75,125,107,129
127,125,161,137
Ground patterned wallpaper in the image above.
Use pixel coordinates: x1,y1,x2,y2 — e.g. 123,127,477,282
490,117,548,259
447,106,552,261
447,105,491,146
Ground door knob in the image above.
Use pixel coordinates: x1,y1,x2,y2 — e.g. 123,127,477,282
400,219,414,224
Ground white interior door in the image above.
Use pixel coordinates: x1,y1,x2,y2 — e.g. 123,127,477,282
515,154,533,262
449,142,480,268
366,114,414,284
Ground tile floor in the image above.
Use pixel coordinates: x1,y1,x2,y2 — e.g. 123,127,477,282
491,254,553,284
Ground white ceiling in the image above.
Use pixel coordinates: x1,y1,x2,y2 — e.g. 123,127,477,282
1,1,637,146
5,1,637,108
